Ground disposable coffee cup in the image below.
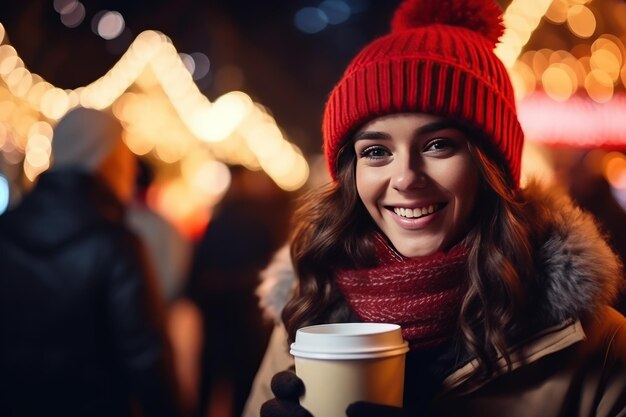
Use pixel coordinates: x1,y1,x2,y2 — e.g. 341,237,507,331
290,323,409,417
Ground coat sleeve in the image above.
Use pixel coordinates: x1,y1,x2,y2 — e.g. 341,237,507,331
242,323,295,417
104,230,180,417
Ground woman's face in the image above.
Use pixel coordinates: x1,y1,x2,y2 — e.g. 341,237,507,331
354,113,480,258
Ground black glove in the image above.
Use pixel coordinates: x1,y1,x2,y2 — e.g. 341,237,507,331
260,371,314,417
346,401,410,417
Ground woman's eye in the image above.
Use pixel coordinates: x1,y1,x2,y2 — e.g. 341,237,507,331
360,146,389,159
425,138,456,153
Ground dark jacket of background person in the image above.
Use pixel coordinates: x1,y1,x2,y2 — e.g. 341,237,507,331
0,107,179,417
185,166,291,417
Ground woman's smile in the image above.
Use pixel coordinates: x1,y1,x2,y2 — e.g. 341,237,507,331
390,202,446,219
387,201,447,229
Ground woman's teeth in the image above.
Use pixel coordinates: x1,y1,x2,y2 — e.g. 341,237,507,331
393,204,439,219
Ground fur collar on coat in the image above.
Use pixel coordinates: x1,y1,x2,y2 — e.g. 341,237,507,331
256,182,624,327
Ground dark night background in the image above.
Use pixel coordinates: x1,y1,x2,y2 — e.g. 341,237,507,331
0,0,405,156
2,0,623,157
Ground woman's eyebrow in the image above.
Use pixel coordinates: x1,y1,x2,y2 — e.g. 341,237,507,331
354,119,466,142
353,131,390,141
414,120,466,136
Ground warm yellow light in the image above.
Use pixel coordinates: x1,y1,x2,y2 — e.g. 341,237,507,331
123,131,154,156
25,80,48,108
494,0,553,68
544,0,569,24
584,69,614,103
23,159,49,182
0,123,7,150
192,91,253,142
0,23,5,44
0,100,16,121
26,133,52,157
558,56,585,87
519,50,535,66
578,55,591,76
495,47,522,71
542,64,576,101
129,30,161,61
0,53,22,76
261,142,297,177
273,156,309,191
502,14,529,44
24,147,50,169
603,153,626,189
0,26,309,193
590,49,621,82
547,50,564,63
39,88,70,120
509,60,536,100
28,121,53,139
66,89,81,109
261,149,309,192
243,121,283,159
566,5,596,39
532,49,551,79
15,115,38,149
6,67,32,97
155,137,188,163
190,159,231,198
520,142,554,187
592,36,624,66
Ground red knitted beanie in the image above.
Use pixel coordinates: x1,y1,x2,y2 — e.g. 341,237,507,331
322,0,524,185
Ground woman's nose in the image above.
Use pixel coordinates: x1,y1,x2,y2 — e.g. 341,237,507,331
391,157,428,191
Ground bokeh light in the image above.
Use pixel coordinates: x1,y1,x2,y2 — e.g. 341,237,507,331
319,1,351,25
0,175,9,215
584,69,614,102
566,5,596,39
190,52,211,80
542,63,576,101
603,152,626,189
179,53,195,75
96,11,125,40
294,7,329,34
59,2,85,28
53,0,78,14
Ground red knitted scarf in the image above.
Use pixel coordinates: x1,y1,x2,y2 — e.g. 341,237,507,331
336,234,468,349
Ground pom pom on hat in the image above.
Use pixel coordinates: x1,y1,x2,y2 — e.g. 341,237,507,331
391,0,504,45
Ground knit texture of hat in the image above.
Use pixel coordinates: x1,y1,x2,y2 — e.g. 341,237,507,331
322,0,524,185
51,107,123,172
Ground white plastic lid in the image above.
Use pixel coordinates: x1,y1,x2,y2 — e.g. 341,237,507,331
290,323,409,360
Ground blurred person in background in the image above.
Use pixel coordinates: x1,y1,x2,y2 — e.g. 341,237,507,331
0,107,180,417
127,159,193,304
126,158,200,417
184,165,291,417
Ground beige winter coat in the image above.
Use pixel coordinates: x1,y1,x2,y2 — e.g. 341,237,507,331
244,185,626,417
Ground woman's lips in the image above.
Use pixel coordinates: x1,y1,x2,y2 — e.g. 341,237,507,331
387,202,446,229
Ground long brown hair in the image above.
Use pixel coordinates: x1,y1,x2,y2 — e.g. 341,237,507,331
282,124,544,376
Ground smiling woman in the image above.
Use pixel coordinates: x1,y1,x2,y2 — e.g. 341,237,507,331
244,0,626,416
